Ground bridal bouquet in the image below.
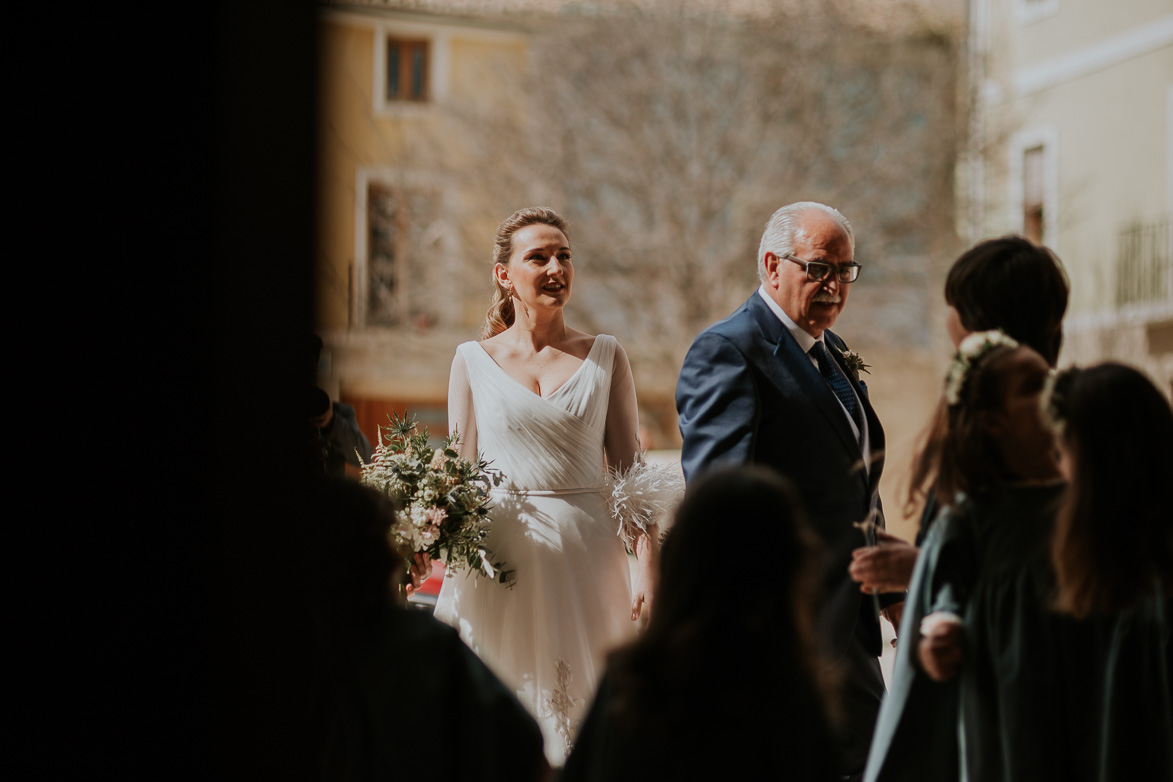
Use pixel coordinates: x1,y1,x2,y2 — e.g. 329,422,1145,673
359,413,514,587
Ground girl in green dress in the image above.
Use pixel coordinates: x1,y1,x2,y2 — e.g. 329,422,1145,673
864,331,1065,782
1043,362,1173,779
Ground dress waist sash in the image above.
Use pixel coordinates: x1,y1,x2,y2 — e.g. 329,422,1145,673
493,484,604,497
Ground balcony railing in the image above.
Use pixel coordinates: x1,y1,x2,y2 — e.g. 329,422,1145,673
1116,215,1171,309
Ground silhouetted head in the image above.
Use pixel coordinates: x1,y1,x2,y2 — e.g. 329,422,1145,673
1046,362,1173,616
944,236,1069,366
299,477,404,633
651,465,818,640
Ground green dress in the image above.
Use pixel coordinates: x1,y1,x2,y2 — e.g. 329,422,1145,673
955,481,1069,781
962,494,1172,781
862,484,985,782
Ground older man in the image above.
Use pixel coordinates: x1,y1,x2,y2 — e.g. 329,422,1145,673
676,202,895,780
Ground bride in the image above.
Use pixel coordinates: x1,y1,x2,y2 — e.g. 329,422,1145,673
434,207,661,765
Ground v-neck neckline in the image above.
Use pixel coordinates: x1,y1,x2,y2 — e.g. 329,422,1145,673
473,336,601,401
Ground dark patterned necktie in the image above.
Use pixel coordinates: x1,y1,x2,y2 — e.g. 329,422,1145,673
809,341,860,426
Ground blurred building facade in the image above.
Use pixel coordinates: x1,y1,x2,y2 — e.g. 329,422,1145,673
963,0,1173,394
316,0,965,471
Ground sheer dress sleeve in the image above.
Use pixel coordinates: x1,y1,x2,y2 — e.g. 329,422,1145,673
603,340,641,473
917,501,979,625
447,349,478,461
603,339,683,548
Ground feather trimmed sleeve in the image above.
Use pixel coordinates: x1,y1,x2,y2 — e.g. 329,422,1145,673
606,458,684,551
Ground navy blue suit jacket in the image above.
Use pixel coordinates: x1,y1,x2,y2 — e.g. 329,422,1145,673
676,292,886,659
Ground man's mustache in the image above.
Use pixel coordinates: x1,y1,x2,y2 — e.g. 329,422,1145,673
813,292,842,304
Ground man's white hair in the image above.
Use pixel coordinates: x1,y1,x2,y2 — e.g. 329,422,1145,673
757,202,855,282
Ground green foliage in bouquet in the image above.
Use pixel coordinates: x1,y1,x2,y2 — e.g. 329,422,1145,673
359,413,513,587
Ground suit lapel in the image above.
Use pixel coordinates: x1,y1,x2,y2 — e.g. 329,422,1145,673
745,296,862,460
825,330,885,495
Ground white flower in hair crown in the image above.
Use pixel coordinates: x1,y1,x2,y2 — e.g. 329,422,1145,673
944,330,1019,405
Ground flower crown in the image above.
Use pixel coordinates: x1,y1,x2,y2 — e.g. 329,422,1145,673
943,329,1019,406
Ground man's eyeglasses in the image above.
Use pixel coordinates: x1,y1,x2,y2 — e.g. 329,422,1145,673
782,253,861,284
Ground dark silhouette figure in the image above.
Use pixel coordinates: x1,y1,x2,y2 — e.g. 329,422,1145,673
562,465,838,782
1042,363,1173,780
298,478,548,782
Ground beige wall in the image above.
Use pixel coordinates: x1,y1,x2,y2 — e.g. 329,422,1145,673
1008,0,1168,64
1013,48,1171,316
973,0,1172,389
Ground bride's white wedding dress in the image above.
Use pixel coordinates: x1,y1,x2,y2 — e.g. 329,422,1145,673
435,335,640,765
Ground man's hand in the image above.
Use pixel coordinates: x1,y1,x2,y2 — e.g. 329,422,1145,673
881,601,905,639
918,613,964,682
850,529,918,593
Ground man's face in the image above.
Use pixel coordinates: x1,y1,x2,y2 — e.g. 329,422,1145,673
764,210,854,338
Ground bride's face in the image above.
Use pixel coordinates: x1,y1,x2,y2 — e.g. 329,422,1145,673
496,223,574,310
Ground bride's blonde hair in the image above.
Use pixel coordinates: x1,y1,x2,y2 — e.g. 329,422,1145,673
481,207,570,339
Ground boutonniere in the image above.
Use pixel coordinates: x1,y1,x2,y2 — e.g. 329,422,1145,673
836,347,871,377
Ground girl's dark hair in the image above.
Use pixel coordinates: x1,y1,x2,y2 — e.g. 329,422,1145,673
1048,363,1173,617
945,236,1069,366
601,466,835,769
645,466,819,647
907,344,1024,516
299,478,404,639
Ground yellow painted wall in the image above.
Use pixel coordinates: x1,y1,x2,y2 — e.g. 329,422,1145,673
316,14,528,331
